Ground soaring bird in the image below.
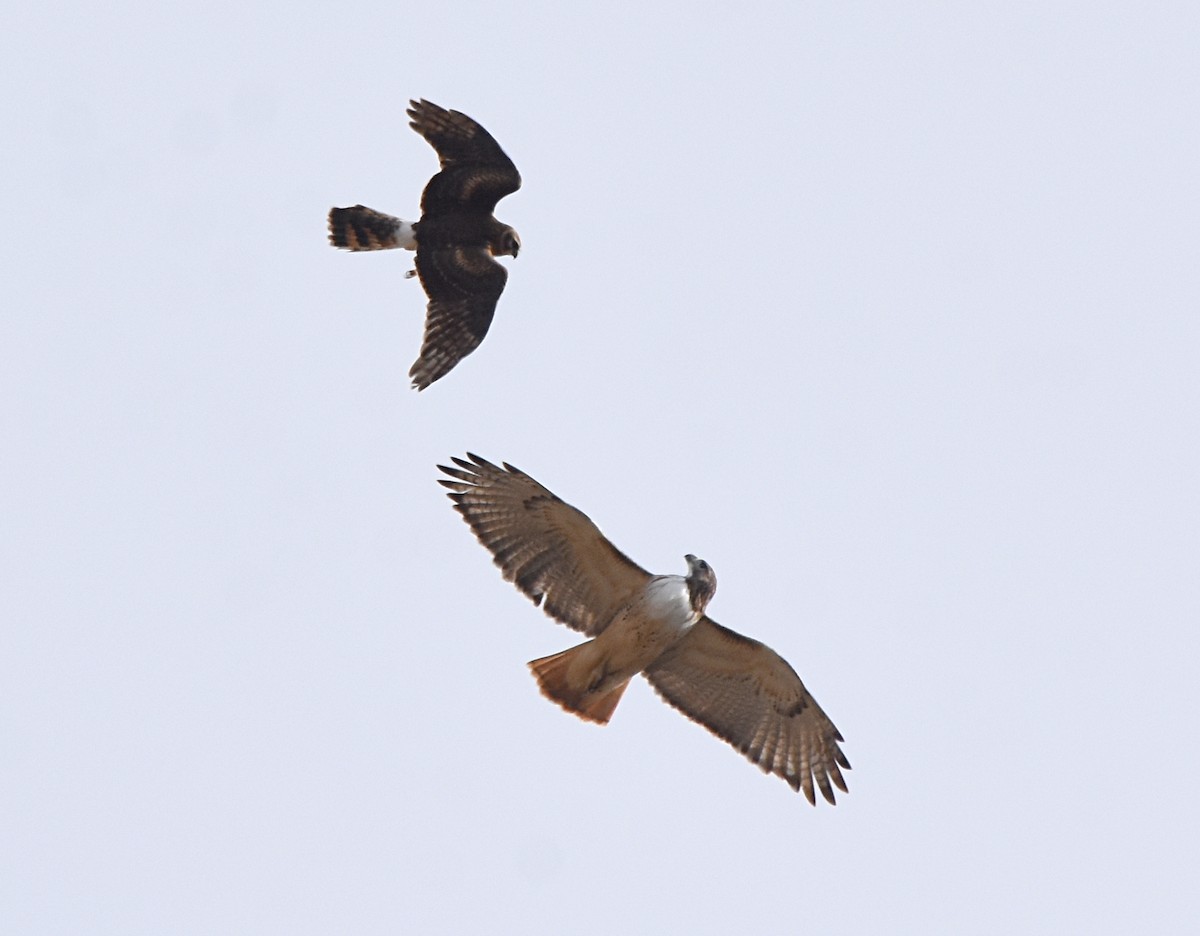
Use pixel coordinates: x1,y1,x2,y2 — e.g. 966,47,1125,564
328,100,521,390
438,454,851,804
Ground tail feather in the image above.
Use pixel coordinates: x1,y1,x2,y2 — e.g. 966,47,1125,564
328,205,417,251
528,646,629,725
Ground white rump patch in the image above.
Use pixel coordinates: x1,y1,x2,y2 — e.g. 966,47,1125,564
394,219,418,251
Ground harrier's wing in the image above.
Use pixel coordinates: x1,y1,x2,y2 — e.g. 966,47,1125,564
408,99,521,216
438,455,653,636
408,247,507,390
644,617,851,804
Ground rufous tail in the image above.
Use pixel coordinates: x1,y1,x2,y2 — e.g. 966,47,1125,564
528,646,629,725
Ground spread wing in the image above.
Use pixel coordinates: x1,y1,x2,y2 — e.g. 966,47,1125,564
438,454,653,636
408,99,521,216
644,617,851,805
409,247,506,390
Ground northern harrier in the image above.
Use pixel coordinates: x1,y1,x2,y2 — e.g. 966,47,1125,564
328,99,521,390
438,454,851,804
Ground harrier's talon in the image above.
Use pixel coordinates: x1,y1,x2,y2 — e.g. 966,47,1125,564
405,269,417,279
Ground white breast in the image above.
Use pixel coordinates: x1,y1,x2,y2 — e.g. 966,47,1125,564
640,575,698,633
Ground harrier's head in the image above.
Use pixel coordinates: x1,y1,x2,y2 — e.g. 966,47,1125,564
684,554,717,614
491,226,520,259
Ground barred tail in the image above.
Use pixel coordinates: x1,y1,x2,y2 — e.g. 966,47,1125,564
327,205,417,251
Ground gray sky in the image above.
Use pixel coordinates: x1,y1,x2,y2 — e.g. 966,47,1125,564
3,2,1198,933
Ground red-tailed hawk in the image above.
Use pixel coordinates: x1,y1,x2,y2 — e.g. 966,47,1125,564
328,100,521,390
438,454,851,804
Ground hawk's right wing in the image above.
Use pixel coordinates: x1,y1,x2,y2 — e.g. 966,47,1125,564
438,455,653,636
644,617,851,804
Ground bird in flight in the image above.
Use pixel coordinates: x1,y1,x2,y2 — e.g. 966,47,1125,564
328,100,521,390
438,454,851,804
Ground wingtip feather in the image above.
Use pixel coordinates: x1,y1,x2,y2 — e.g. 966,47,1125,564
466,452,502,472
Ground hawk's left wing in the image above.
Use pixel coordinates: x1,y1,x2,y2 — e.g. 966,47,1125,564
438,454,653,637
644,617,851,804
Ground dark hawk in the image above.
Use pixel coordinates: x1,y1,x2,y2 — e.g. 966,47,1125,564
329,100,521,390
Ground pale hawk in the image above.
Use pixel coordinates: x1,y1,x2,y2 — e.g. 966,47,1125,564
438,454,851,804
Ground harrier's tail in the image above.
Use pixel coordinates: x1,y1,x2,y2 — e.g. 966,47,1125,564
528,645,630,726
327,205,417,251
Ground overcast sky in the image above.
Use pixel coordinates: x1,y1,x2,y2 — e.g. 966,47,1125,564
3,2,1198,933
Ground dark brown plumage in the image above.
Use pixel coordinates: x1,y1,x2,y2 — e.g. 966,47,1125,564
328,99,521,390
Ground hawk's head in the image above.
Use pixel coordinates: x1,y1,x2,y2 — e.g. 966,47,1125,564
684,554,717,615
